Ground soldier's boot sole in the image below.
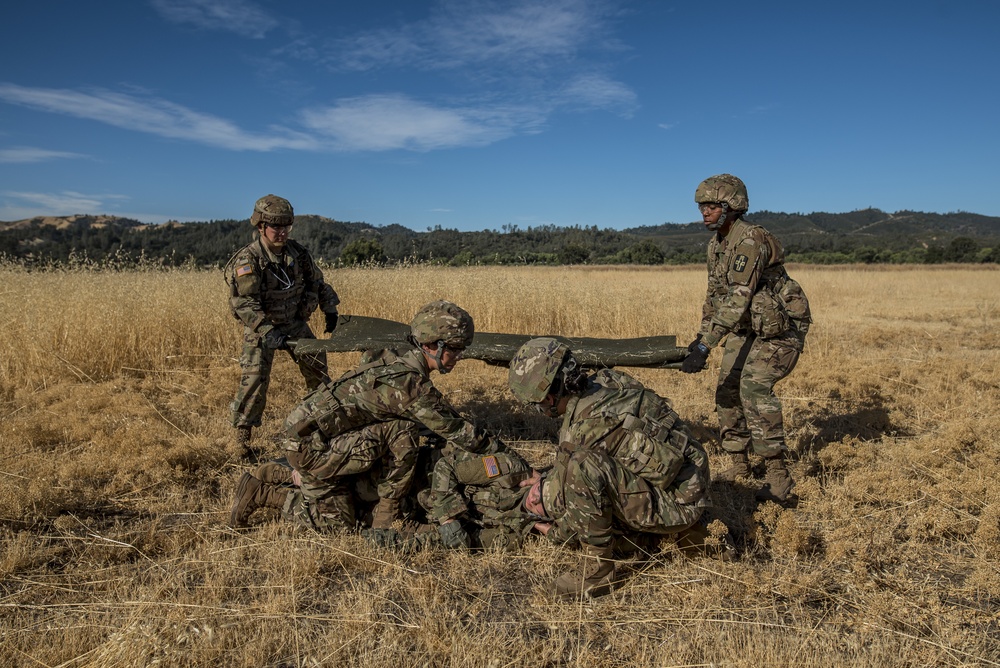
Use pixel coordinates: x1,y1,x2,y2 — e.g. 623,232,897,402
229,473,262,528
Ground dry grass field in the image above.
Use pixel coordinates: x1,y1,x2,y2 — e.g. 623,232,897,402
1,263,998,667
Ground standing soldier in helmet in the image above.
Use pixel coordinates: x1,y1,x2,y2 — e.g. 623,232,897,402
680,174,811,504
224,194,341,458
229,300,508,543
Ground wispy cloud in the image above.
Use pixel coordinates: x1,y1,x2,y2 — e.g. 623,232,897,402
0,146,88,163
558,72,637,116
2,190,127,215
150,0,278,38
301,94,545,151
329,0,613,71
0,83,315,151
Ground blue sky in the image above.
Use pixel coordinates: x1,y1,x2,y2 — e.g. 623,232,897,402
1,0,997,230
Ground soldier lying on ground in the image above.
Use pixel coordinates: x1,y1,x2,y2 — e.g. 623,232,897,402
229,300,507,532
365,446,727,600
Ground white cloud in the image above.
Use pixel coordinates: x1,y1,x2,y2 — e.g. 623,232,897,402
329,0,615,71
0,146,88,163
150,0,278,38
0,83,315,151
300,94,544,151
558,72,637,116
1,190,126,215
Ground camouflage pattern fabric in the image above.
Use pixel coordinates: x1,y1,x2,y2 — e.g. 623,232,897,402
698,217,811,456
716,330,801,457
543,449,705,550
557,370,711,499
280,347,505,532
224,237,340,427
283,420,418,532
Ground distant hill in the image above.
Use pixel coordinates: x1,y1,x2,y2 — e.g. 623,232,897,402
1,208,998,266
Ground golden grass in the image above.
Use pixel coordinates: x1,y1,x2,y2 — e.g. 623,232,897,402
1,264,998,667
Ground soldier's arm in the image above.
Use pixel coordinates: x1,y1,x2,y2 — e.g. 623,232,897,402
404,387,505,455
302,248,340,313
228,255,274,335
698,247,718,337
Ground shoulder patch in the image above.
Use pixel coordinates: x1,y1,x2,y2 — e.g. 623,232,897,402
235,264,254,277
483,456,500,478
733,254,749,273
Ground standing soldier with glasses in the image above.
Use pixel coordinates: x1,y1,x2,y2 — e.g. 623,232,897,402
224,194,340,458
680,175,811,504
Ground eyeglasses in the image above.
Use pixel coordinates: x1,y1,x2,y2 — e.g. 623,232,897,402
443,343,466,356
697,202,723,213
264,221,293,231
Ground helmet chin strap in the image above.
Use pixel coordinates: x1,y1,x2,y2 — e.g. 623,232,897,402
706,202,729,231
432,340,449,374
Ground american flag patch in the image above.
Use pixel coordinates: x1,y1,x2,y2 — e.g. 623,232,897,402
483,455,500,478
235,264,253,277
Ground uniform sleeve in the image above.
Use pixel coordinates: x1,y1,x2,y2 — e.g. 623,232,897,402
702,230,773,348
226,252,272,335
403,384,505,455
698,243,720,338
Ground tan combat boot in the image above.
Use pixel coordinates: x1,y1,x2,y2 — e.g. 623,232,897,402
235,426,253,458
551,544,617,601
716,452,750,482
229,473,290,528
255,460,294,485
370,498,402,529
755,455,795,504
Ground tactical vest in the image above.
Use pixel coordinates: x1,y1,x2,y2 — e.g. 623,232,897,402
225,240,317,326
282,353,412,451
563,384,690,490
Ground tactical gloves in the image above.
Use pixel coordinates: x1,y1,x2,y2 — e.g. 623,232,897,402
324,310,339,334
686,334,703,353
262,329,289,350
681,341,710,374
438,520,471,550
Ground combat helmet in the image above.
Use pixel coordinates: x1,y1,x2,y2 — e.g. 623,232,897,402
508,337,575,404
694,174,749,212
410,300,475,349
251,194,294,227
540,465,566,519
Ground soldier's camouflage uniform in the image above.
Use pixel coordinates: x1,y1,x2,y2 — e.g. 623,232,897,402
700,218,811,457
420,369,710,550
280,347,506,532
224,237,340,428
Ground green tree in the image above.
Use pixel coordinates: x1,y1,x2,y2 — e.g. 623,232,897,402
340,237,385,265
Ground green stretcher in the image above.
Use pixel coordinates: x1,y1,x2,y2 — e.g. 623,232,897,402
289,314,686,369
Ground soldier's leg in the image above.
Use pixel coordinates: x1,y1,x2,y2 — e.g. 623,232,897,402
286,322,330,390
715,332,754,480
739,337,800,458
741,337,800,503
369,421,421,528
551,450,618,600
230,332,275,429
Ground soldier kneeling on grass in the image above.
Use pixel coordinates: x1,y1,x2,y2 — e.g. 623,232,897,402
228,300,509,533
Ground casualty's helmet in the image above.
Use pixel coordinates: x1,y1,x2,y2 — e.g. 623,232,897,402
694,174,749,212
508,337,574,404
410,301,475,348
251,194,294,227
540,465,565,518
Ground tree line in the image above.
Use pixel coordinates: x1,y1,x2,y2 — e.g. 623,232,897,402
1,209,998,267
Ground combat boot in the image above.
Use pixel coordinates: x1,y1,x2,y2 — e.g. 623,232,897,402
229,473,290,528
551,544,617,601
755,455,796,504
235,426,253,458
370,498,402,529
255,460,294,485
716,452,750,482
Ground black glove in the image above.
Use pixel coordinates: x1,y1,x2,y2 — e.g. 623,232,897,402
681,341,709,374
262,329,289,350
324,310,339,334
361,527,402,549
686,334,703,353
438,521,470,550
